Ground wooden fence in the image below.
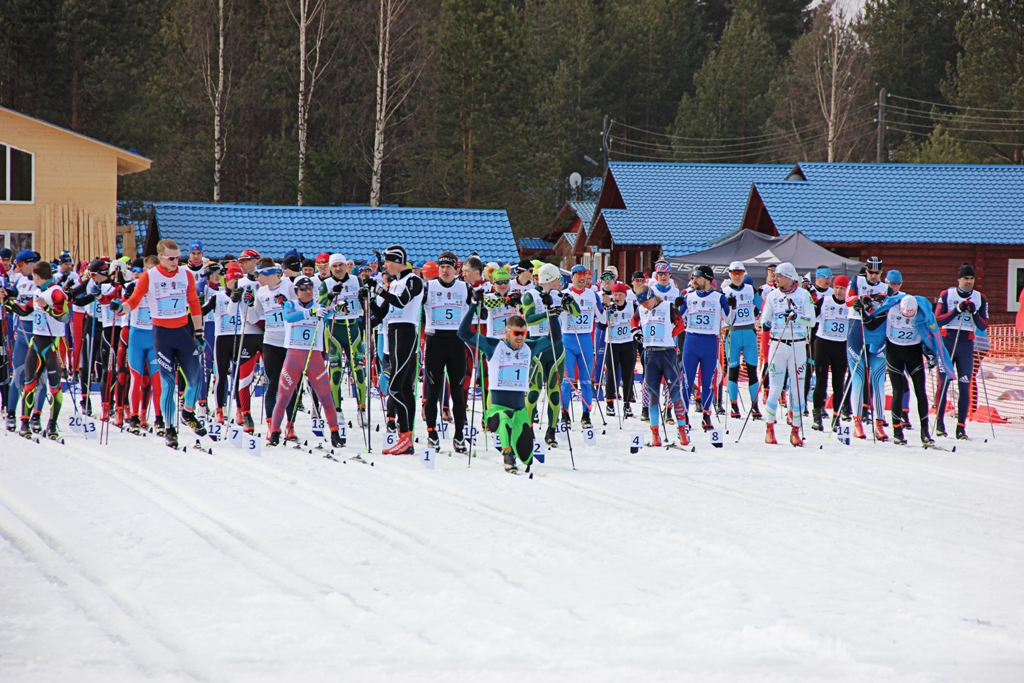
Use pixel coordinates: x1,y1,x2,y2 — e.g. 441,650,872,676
36,203,117,262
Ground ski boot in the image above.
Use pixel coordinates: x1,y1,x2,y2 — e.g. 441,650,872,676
873,419,889,442
45,417,60,441
383,431,414,455
386,417,397,434
765,423,777,445
29,411,42,434
242,411,254,434
840,405,851,421
623,404,634,419
111,407,124,428
790,426,803,447
649,425,662,448
215,408,224,424
581,411,593,429
544,427,558,448
18,417,32,438
956,424,968,440
427,429,440,451
605,401,616,417
284,422,298,443
663,406,675,426
80,396,92,416
330,429,345,449
503,448,518,473
139,413,150,431
98,403,109,422
154,415,166,436
715,399,725,417
127,415,141,435
560,409,571,426
677,424,690,447
852,417,866,439
6,412,17,432
902,411,912,431
442,406,453,423
640,406,649,422
892,425,907,445
701,411,713,432
730,401,741,420
165,426,179,449
811,409,824,432
750,404,763,421
935,419,947,438
181,409,208,436
268,430,281,447
920,422,934,446
453,436,469,454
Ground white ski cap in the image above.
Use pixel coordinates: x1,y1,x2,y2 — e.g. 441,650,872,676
728,260,746,272
775,262,799,281
537,263,561,285
329,253,346,266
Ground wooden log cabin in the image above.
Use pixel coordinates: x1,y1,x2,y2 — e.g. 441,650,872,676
0,106,151,261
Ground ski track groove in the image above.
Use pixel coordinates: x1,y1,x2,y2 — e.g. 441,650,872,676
36,437,378,619
0,485,212,683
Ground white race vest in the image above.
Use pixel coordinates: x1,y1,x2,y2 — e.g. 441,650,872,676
146,267,191,320
256,283,292,347
32,285,67,337
561,288,599,334
886,306,921,346
684,291,724,336
725,283,757,329
487,341,531,392
424,280,468,332
485,298,514,339
524,289,550,337
606,302,635,343
386,272,424,326
323,275,362,321
942,287,982,332
214,291,243,338
13,273,35,322
284,307,324,351
816,297,849,342
847,277,888,321
638,301,674,348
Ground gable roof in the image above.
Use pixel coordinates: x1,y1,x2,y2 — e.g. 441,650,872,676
150,203,518,262
0,106,151,175
568,200,597,235
752,162,1024,244
517,237,555,251
590,162,790,249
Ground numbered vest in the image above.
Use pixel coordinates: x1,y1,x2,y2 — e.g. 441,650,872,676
32,285,67,337
606,302,635,343
214,291,243,337
146,267,192,320
816,297,849,342
847,277,888,320
130,299,153,330
638,301,674,348
387,272,424,326
13,274,35,322
525,289,550,337
285,307,323,351
98,283,118,328
886,307,921,346
257,283,290,347
764,287,812,340
487,341,531,392
725,283,756,329
485,299,514,338
942,287,982,332
561,288,598,334
684,291,723,336
424,280,468,332
324,275,361,320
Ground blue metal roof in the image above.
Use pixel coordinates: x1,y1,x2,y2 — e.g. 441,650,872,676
152,202,519,262
563,232,578,248
517,237,555,251
604,162,790,247
755,163,1024,245
568,200,597,235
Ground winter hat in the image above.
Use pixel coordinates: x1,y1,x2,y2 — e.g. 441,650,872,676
728,261,746,272
654,261,672,274
630,271,646,282
59,250,74,264
282,255,302,272
775,262,799,281
301,258,316,269
88,258,110,275
692,265,714,281
224,262,244,280
516,259,534,273
0,248,12,259
570,264,588,275
537,263,561,285
238,248,261,261
885,269,902,285
832,275,850,288
328,253,347,267
421,261,439,280
15,249,39,264
384,244,407,264
316,252,331,264
283,248,301,261
958,263,975,279
611,283,629,294
189,240,204,253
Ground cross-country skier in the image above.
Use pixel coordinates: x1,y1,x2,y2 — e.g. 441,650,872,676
845,256,891,440
632,284,689,447
318,253,367,428
559,264,604,428
600,282,637,418
125,256,163,434
811,275,850,431
521,263,571,447
722,262,761,420
678,265,731,432
252,261,296,438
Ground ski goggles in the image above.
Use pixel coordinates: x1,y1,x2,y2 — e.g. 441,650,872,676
815,267,833,279
493,279,509,286
294,281,315,292
256,265,282,278
507,329,527,338
131,266,144,274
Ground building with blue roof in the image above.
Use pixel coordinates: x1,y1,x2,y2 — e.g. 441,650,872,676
741,162,1024,321
144,202,520,264
582,161,790,276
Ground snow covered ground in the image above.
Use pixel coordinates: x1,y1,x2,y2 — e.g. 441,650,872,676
1,396,1023,682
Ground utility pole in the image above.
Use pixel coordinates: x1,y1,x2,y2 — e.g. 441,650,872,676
876,88,886,163
601,114,611,177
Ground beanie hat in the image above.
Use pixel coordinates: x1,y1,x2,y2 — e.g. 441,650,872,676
958,263,975,279
885,269,902,285
611,283,629,294
224,262,243,280
421,261,439,280
384,244,407,264
832,275,850,288
328,253,347,267
316,252,331,264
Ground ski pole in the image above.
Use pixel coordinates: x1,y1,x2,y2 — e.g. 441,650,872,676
466,315,482,467
976,349,996,440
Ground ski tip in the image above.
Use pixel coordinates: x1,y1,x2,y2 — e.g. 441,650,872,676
303,440,308,446
725,430,730,435
819,445,823,450
348,421,353,428
414,438,419,443
601,429,606,435
183,446,188,453
370,462,374,466
529,472,534,479
375,425,380,432
952,446,957,452
690,446,695,452
984,438,988,443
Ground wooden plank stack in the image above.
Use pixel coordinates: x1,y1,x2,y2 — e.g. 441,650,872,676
39,202,117,262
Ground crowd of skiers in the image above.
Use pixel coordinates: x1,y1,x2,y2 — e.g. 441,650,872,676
0,240,989,473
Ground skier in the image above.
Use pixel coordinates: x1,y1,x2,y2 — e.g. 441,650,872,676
5,250,41,430
758,262,815,446
125,256,163,434
632,284,689,447
722,262,761,420
934,263,989,440
508,260,535,295
207,262,246,426
116,239,208,448
421,251,470,454
559,264,603,428
521,263,570,447
318,253,367,428
677,265,730,431
811,275,850,431
252,261,296,437
458,304,562,473
845,256,891,440
876,294,935,446
267,276,344,448
600,282,637,418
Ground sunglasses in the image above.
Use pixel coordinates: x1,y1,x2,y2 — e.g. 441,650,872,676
866,270,881,275
600,274,614,281
507,329,527,338
493,279,509,286
295,284,314,292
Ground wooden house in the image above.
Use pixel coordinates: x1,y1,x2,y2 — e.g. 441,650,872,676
0,106,151,260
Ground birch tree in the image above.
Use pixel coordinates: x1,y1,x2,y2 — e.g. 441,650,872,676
368,0,427,207
811,2,869,162
289,0,334,205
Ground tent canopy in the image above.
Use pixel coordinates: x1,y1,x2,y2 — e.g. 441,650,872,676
664,230,862,287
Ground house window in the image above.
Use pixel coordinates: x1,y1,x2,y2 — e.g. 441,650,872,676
1,143,34,203
1008,259,1024,312
0,231,34,253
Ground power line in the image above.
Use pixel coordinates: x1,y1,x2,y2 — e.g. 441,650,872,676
886,125,1024,148
885,103,1024,125
888,93,1024,115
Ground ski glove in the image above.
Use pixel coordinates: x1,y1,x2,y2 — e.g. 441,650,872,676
332,282,344,294
274,293,287,305
926,354,937,369
242,288,255,306
957,300,975,313
674,295,685,308
195,330,205,347
784,309,797,322
726,294,737,308
230,287,244,303
109,299,123,313
632,327,644,346
540,291,553,307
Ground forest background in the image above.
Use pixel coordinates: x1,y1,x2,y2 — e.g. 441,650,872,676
2,0,1021,235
